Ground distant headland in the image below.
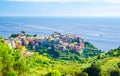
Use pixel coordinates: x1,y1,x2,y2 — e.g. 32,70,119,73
1,31,102,58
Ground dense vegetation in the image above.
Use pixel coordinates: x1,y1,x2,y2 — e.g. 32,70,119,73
0,33,120,76
9,32,102,60
26,41,102,62
108,46,120,56
0,42,28,76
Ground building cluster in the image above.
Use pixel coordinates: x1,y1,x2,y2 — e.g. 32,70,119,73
3,32,85,53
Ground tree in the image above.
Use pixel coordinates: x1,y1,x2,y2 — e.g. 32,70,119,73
0,42,28,76
10,34,19,38
110,69,120,76
34,34,37,37
97,53,106,59
0,36,3,40
117,62,120,68
108,47,120,57
21,31,25,34
0,42,16,76
83,62,101,76
79,72,88,76
46,70,61,76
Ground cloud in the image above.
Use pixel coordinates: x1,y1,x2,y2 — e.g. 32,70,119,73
103,0,120,3
78,4,120,16
6,0,94,2
2,0,120,16
5,0,120,3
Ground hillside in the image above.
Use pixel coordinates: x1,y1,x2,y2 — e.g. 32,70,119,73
0,32,120,76
3,32,102,60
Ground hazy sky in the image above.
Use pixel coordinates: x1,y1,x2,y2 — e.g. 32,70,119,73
0,0,120,17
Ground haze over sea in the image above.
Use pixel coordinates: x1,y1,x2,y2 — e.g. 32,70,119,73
0,17,120,52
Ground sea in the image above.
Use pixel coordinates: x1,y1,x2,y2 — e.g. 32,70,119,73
0,17,120,52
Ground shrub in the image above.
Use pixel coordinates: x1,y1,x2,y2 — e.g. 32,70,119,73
83,62,101,76
10,33,19,38
0,36,3,40
110,69,120,76
76,72,88,76
46,70,61,76
81,72,88,76
117,62,120,68
0,42,29,76
3,71,18,76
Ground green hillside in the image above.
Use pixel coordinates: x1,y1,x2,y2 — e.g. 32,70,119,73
0,32,120,76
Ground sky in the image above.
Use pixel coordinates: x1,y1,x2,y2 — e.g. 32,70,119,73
0,0,120,17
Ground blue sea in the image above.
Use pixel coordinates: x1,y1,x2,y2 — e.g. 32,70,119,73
0,17,120,51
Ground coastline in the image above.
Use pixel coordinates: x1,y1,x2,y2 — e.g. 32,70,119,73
0,17,120,51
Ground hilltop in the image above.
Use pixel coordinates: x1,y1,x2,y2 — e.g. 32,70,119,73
2,31,102,60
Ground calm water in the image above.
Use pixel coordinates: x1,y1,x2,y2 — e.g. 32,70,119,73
0,17,120,51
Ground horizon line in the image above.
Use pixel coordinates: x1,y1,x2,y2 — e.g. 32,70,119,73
1,15,120,18
1,0,120,4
